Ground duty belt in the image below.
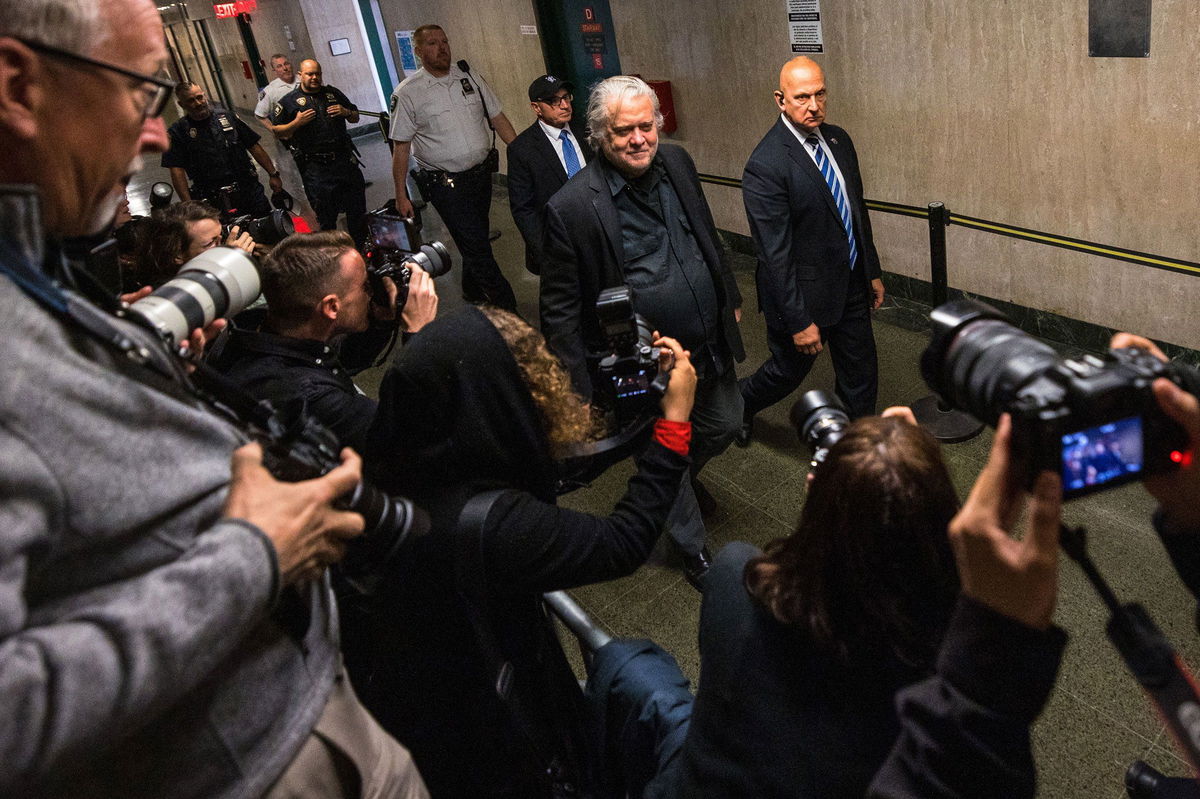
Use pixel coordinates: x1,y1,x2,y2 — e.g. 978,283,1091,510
303,150,351,164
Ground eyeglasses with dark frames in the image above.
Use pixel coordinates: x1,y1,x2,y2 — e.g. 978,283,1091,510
540,93,574,107
20,38,175,118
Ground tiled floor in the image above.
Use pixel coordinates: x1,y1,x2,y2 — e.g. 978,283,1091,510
133,124,1199,797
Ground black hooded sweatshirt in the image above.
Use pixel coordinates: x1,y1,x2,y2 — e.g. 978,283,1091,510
345,307,690,798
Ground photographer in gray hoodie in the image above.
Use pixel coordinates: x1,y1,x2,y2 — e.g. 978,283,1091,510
0,0,427,796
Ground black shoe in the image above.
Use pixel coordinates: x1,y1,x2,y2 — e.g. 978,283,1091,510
691,477,717,518
735,415,754,448
680,546,713,592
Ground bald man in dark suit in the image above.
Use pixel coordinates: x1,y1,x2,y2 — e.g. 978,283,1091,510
738,56,885,444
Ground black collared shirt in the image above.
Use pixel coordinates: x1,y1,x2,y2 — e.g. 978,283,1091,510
162,109,260,191
603,157,727,379
211,322,393,452
274,85,357,155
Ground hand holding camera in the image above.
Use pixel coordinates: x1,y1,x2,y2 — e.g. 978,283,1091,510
399,267,438,333
653,334,695,422
223,224,255,254
1145,379,1200,530
951,414,1063,630
224,442,366,585
1106,332,1200,529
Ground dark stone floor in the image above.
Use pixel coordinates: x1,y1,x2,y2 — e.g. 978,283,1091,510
131,127,1200,798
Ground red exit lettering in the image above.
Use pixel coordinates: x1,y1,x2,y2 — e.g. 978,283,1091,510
213,0,257,19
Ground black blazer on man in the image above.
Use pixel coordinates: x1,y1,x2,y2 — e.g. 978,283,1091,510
506,121,592,275
540,143,745,398
742,118,881,335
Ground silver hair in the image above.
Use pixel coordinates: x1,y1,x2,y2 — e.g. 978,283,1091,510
585,75,663,153
0,0,106,55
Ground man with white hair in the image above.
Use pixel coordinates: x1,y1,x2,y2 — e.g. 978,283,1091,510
0,0,427,795
539,75,745,589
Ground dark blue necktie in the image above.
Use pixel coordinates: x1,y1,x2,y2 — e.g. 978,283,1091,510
560,129,581,178
806,133,857,269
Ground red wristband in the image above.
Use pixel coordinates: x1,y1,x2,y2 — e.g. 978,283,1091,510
654,419,691,457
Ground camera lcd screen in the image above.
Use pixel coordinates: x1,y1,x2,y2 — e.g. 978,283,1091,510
613,373,651,399
367,215,413,251
1060,415,1144,493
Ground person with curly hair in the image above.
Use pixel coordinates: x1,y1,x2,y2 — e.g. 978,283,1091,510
345,305,698,798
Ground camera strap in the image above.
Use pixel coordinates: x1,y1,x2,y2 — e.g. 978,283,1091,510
457,60,497,152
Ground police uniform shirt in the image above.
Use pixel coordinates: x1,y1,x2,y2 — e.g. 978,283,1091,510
162,109,260,187
255,77,300,120
388,65,503,173
274,86,357,154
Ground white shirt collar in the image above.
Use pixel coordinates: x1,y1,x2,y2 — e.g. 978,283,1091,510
781,113,824,149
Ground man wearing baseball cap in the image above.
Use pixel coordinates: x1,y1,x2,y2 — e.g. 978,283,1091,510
506,74,593,275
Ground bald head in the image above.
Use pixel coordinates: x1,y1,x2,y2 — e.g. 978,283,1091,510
299,59,323,92
775,56,827,133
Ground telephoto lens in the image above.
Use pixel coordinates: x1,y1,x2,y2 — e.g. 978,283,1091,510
126,246,260,346
790,389,851,471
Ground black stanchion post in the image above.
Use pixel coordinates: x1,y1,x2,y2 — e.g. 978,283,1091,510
910,201,985,443
927,201,949,307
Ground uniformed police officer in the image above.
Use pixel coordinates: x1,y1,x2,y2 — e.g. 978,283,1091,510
389,24,518,312
273,59,368,248
255,53,300,139
162,82,282,218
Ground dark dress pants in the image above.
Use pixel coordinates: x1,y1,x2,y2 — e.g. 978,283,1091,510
740,288,878,420
424,169,517,312
665,368,743,555
301,157,368,250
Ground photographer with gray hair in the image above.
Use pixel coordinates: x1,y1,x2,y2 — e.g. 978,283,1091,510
540,74,745,588
0,0,426,795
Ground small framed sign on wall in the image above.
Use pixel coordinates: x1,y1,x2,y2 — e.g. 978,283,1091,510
1089,0,1150,57
329,38,351,56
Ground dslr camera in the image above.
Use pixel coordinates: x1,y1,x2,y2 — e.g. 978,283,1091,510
223,208,295,247
124,247,427,587
211,183,296,246
363,203,452,312
593,285,671,426
257,399,428,590
921,298,1200,499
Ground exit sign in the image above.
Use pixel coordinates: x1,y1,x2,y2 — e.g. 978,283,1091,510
213,0,256,18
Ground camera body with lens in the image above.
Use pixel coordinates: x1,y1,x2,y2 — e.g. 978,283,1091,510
790,389,852,472
363,204,452,313
593,285,670,426
922,299,1199,499
223,208,295,247
123,246,426,587
257,400,427,589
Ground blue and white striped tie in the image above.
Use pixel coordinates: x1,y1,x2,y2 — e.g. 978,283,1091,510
806,134,857,269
